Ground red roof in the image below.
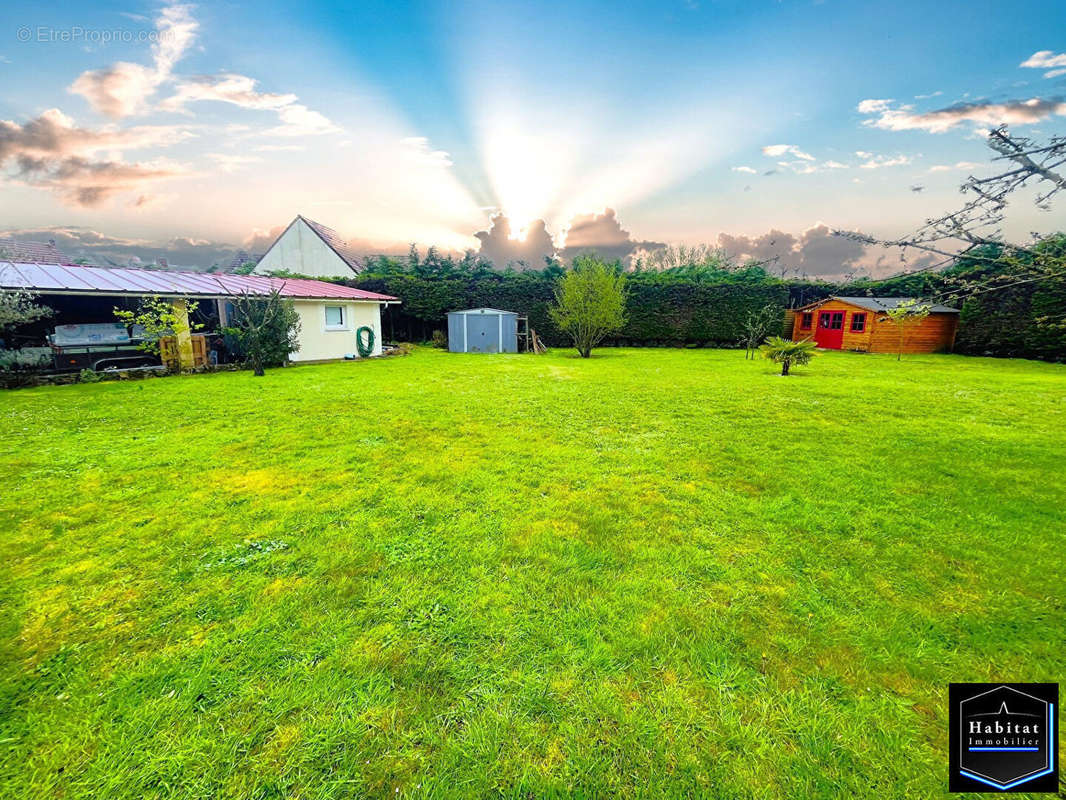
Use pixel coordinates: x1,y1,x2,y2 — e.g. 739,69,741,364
0,261,397,302
0,238,69,265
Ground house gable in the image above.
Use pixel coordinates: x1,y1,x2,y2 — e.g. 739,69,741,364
253,217,356,278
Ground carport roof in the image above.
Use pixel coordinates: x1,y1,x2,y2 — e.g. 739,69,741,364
0,261,398,302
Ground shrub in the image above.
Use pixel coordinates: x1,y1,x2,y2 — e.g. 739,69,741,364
761,336,817,376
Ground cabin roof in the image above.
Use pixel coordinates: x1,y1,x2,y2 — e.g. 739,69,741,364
797,296,960,314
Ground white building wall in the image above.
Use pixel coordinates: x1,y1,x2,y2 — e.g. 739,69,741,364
253,218,352,278
290,300,384,362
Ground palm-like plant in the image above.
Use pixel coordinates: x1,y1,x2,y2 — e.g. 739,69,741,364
760,336,817,376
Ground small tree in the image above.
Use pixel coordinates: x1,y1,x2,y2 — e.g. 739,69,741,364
549,254,628,358
223,289,300,376
742,303,783,359
114,296,202,363
761,336,817,376
881,300,930,361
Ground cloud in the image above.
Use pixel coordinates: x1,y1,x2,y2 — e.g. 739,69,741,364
859,97,1066,133
69,64,160,119
856,99,892,114
69,4,197,117
0,223,399,270
471,208,665,267
792,224,866,277
754,156,850,176
0,225,233,269
754,145,852,175
0,108,190,160
242,225,286,254
474,214,556,269
717,229,796,264
761,144,815,160
160,72,339,136
267,104,339,136
69,4,338,137
160,73,297,112
401,137,453,168
128,193,175,210
0,108,192,205
717,224,866,278
928,161,981,172
1020,51,1066,78
208,153,263,173
858,153,911,169
13,156,185,206
558,208,665,263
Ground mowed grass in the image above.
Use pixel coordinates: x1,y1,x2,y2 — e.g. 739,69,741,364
1,348,1064,799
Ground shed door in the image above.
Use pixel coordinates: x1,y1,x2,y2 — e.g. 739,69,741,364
815,310,845,349
466,313,497,353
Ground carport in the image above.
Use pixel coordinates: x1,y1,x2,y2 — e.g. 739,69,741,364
0,261,398,370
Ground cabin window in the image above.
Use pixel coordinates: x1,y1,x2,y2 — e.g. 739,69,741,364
800,312,813,330
850,312,867,332
830,311,845,330
324,305,346,329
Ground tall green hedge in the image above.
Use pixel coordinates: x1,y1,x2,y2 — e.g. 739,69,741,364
346,235,1065,360
951,273,1066,359
349,272,788,347
620,282,787,344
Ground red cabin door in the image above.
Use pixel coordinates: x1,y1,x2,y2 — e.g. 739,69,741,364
815,310,845,349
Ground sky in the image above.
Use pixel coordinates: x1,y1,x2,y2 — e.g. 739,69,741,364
0,0,1064,274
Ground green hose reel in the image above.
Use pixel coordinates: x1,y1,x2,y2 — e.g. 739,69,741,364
356,326,375,358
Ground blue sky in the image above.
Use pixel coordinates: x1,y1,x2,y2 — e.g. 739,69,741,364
1,0,1064,273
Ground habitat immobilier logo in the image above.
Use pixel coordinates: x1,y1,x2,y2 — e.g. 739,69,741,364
949,683,1058,792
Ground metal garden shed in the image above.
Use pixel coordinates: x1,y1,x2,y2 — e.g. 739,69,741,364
447,308,519,353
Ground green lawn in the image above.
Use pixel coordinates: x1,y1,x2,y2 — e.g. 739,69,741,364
1,348,1064,798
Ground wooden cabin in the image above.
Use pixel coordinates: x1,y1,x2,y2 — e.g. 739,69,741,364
791,296,960,354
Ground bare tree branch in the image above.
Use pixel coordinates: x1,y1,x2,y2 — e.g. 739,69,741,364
835,126,1066,286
